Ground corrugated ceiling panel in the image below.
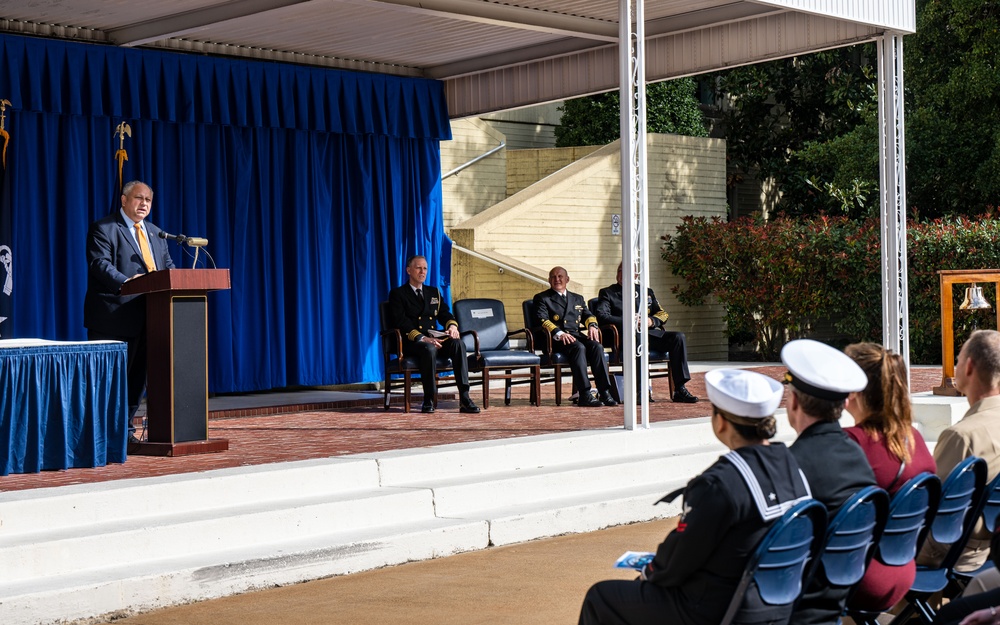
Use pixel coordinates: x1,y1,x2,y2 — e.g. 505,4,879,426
445,10,881,117
752,0,915,33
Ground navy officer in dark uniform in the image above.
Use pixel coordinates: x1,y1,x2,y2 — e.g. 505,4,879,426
782,339,877,625
578,368,813,625
595,262,698,403
533,266,617,407
386,255,480,415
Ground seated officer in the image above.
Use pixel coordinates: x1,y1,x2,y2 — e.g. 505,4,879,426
781,339,877,625
578,369,812,625
595,262,697,403
533,266,617,407
386,255,480,415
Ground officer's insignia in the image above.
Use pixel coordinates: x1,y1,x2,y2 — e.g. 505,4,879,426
430,297,440,305
553,314,560,321
574,305,582,310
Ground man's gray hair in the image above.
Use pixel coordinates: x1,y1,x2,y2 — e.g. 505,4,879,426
964,329,1000,389
121,180,152,198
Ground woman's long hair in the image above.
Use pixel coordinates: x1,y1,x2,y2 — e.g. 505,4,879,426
844,342,913,463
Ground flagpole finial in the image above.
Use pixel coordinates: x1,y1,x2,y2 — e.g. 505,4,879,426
113,121,132,151
0,100,10,133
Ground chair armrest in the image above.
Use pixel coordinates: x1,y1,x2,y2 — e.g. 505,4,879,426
461,329,481,357
600,324,620,360
379,328,404,358
507,327,535,352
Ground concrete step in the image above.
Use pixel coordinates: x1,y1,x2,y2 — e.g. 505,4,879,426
0,516,490,625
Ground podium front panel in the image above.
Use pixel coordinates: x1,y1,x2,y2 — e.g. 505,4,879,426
172,296,209,442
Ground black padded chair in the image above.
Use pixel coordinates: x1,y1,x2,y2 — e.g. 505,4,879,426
378,300,457,413
588,296,674,400
453,298,540,408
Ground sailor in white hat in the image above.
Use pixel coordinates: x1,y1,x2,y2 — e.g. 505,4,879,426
578,368,812,625
780,339,877,625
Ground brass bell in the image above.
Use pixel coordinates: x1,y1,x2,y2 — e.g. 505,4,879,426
960,284,993,311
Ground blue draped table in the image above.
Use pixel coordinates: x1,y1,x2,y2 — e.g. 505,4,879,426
0,340,128,475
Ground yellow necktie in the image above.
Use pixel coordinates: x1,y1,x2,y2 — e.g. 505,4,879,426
135,223,156,272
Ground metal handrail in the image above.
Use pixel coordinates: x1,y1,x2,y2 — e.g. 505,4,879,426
442,141,505,180
451,244,548,285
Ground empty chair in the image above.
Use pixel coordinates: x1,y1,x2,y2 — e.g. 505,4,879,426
846,473,941,625
890,456,988,625
453,298,540,408
720,499,828,625
378,300,456,412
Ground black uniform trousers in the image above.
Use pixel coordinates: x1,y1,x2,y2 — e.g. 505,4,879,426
580,579,687,625
401,337,471,401
554,334,613,395
647,331,691,389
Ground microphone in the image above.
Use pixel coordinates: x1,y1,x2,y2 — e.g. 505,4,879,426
158,230,208,247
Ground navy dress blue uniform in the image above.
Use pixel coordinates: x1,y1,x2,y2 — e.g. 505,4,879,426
386,283,471,404
789,422,877,625
579,444,812,625
84,210,175,422
533,288,614,400
595,282,692,392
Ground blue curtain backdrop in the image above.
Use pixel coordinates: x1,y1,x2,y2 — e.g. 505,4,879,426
0,34,453,393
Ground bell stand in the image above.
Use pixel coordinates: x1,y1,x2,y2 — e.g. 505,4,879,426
934,269,1000,395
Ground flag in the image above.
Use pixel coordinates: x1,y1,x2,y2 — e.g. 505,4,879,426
110,121,131,214
0,99,13,338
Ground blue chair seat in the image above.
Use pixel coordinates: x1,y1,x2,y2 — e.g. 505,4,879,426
909,566,950,594
473,349,540,369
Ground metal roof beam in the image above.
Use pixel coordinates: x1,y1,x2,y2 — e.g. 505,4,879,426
108,0,314,47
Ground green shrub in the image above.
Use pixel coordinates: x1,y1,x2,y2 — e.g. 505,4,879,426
662,215,1000,363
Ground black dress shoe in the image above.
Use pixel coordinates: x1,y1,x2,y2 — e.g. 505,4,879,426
421,401,435,414
459,396,481,414
599,390,618,407
672,386,698,403
578,390,602,407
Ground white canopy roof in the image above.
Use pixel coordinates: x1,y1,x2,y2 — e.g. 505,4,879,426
0,0,914,117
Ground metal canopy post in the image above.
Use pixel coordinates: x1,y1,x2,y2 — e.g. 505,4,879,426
619,0,649,429
877,33,910,372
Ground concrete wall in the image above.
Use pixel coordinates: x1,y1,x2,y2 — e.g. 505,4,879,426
448,134,729,360
441,118,508,229
506,146,602,197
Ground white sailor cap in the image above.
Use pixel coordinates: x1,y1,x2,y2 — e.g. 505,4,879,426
705,369,783,418
780,339,867,401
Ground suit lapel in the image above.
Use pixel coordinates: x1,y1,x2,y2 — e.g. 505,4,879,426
117,218,143,259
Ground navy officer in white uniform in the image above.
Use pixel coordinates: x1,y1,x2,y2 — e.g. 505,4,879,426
578,368,812,625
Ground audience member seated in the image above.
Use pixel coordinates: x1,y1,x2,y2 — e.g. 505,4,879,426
781,339,878,625
920,330,1000,573
842,342,936,611
578,369,811,625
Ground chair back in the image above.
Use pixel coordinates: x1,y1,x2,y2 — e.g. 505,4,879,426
521,299,537,332
454,299,510,352
877,472,941,566
932,456,987,547
378,301,396,356
818,486,889,587
979,473,1000,533
588,297,601,318
719,499,827,625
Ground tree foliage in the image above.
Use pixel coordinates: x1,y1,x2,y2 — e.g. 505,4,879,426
554,78,708,147
662,215,1000,363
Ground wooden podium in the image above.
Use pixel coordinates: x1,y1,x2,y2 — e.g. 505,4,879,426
121,269,231,456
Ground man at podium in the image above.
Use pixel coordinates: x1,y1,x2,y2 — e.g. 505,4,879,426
84,180,175,441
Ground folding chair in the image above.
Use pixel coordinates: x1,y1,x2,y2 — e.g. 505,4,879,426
719,499,828,625
845,473,941,625
949,472,1000,589
889,456,988,625
453,298,540,408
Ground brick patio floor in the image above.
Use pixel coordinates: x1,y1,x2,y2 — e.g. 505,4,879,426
0,366,946,493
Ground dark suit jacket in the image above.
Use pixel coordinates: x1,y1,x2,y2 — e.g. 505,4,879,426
532,288,597,338
83,212,176,338
595,283,669,338
386,283,458,342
